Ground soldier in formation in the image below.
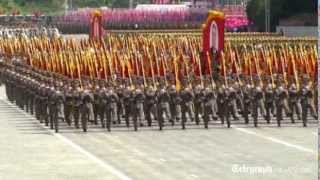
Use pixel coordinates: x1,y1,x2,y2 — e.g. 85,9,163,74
0,58,317,133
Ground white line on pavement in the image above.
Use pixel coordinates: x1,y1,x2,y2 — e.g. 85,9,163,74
190,174,199,178
2,100,133,180
234,126,316,154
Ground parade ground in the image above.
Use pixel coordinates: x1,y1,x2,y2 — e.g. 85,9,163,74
0,86,317,180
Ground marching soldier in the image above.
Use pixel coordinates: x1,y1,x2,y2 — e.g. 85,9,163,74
52,82,65,133
34,80,42,121
251,83,265,127
194,82,205,125
217,85,226,125
48,84,56,130
274,82,289,127
229,84,240,121
157,83,171,130
264,83,274,124
106,87,119,131
203,84,217,128
288,83,301,123
80,84,94,132
133,85,145,131
234,82,244,115
93,84,101,125
98,83,108,128
64,83,74,126
242,84,252,124
116,83,126,124
123,84,134,128
180,85,195,129
73,83,82,129
168,84,181,124
145,85,158,127
42,81,51,126
300,81,317,127
223,86,233,128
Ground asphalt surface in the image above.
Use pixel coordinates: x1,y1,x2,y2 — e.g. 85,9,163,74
0,86,317,180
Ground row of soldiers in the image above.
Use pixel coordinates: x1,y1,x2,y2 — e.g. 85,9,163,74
0,27,60,39
0,58,317,132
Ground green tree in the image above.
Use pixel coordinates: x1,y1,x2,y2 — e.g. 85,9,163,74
246,0,317,32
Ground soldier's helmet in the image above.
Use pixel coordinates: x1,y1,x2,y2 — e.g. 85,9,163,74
246,84,252,89
290,82,296,89
95,84,100,89
266,83,273,89
233,82,240,89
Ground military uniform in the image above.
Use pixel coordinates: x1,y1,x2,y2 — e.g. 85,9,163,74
264,84,274,124
73,88,82,129
52,88,65,133
157,86,171,129
203,86,217,128
123,86,134,127
133,87,145,130
288,84,301,123
106,88,119,131
194,84,205,125
116,85,125,124
228,86,239,121
180,87,195,129
224,87,236,128
93,86,101,125
99,87,108,128
168,85,182,124
48,86,56,130
64,86,74,126
145,86,158,127
300,84,317,127
242,84,252,124
251,85,265,127
81,89,94,132
274,85,288,127
217,86,226,125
